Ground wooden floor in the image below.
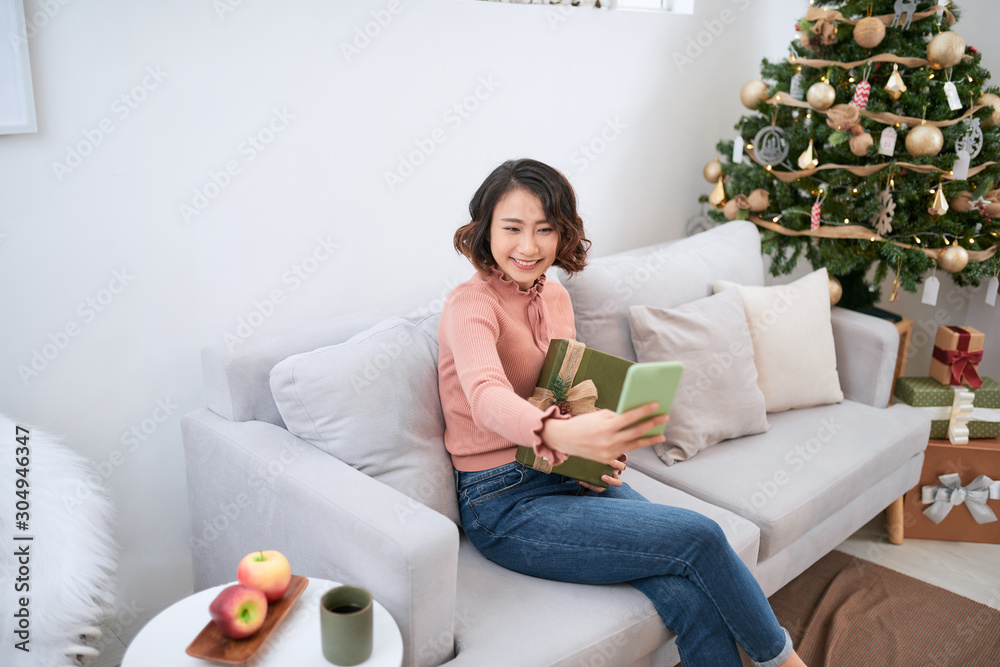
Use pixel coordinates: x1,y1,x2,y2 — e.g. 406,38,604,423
97,516,1000,667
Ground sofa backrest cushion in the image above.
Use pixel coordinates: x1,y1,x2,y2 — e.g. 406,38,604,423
201,301,439,427
559,221,765,361
269,314,460,524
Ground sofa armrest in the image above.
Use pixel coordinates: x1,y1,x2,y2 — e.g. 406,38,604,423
830,307,899,408
181,409,458,667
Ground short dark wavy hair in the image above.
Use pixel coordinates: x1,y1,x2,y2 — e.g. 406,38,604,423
453,158,591,277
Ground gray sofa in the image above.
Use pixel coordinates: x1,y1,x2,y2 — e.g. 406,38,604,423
181,221,931,667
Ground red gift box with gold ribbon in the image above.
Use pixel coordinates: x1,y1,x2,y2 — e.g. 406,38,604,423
929,325,984,389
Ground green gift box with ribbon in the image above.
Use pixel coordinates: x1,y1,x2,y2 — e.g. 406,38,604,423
893,376,1000,440
515,339,634,488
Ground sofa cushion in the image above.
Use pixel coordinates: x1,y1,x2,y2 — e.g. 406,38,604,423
716,268,844,413
629,290,769,465
448,470,760,666
627,401,930,560
269,314,460,523
559,221,765,361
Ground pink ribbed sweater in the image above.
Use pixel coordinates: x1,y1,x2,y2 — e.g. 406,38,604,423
438,268,577,471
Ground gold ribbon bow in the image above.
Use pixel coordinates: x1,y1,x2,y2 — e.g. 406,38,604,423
528,340,599,416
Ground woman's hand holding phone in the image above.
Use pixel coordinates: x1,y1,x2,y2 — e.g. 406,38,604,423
539,402,668,465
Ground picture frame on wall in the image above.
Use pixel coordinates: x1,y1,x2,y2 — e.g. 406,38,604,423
0,0,38,134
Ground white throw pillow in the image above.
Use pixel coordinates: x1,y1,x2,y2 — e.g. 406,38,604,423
269,316,460,523
629,289,769,465
716,268,843,413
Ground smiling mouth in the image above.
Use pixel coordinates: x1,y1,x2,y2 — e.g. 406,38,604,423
510,257,541,270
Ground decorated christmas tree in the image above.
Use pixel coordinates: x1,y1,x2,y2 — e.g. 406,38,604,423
703,0,1000,311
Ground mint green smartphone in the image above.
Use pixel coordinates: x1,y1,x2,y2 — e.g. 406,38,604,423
615,362,685,437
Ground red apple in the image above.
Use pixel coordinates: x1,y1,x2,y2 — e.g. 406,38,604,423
237,550,291,603
209,584,268,639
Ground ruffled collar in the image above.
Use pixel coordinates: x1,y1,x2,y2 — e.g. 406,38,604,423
487,267,546,297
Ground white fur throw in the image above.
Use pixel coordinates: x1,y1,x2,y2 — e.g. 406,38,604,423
0,414,118,667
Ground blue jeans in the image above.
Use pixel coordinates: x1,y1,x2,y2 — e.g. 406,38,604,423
455,462,793,667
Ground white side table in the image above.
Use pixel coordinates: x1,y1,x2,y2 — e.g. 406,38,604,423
123,577,403,666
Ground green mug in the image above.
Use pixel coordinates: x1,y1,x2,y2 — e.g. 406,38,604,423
319,586,373,666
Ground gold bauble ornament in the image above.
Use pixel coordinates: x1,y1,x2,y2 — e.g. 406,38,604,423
884,63,907,102
703,159,722,183
938,245,970,273
747,189,770,212
806,81,836,110
905,123,944,157
740,79,769,110
709,177,726,207
828,276,843,306
979,93,1000,126
853,17,886,49
926,32,966,70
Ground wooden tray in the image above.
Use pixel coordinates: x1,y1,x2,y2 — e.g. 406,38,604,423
186,575,309,664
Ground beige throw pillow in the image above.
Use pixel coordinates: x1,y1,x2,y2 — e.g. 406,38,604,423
715,268,843,413
629,289,769,465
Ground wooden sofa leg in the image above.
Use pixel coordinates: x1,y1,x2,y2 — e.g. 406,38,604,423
885,495,905,545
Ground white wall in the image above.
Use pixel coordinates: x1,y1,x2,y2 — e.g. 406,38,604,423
1,0,996,644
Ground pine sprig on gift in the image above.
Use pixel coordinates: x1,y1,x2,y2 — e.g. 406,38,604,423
550,374,574,415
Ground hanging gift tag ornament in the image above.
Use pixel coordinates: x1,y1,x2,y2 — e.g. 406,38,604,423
790,72,806,100
955,118,984,159
885,64,907,102
797,138,819,169
879,126,898,156
753,125,789,168
943,81,963,111
852,80,872,111
922,275,941,306
732,134,744,163
986,276,999,307
952,148,971,181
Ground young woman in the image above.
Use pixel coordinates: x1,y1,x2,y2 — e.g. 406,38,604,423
437,158,807,667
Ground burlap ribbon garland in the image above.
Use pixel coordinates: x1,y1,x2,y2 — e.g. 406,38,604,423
804,5,956,30
745,145,998,183
791,52,942,70
769,94,986,130
748,214,999,263
527,339,599,417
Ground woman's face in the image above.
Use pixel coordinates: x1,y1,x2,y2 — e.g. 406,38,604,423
489,188,559,291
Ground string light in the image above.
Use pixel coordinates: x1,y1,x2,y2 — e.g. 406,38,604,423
915,236,922,244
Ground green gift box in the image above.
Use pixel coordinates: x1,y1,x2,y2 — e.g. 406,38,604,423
893,376,1000,439
516,339,634,488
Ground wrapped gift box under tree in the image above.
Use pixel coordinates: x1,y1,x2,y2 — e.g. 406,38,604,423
903,438,1000,545
893,376,1000,441
929,325,985,389
516,339,633,488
